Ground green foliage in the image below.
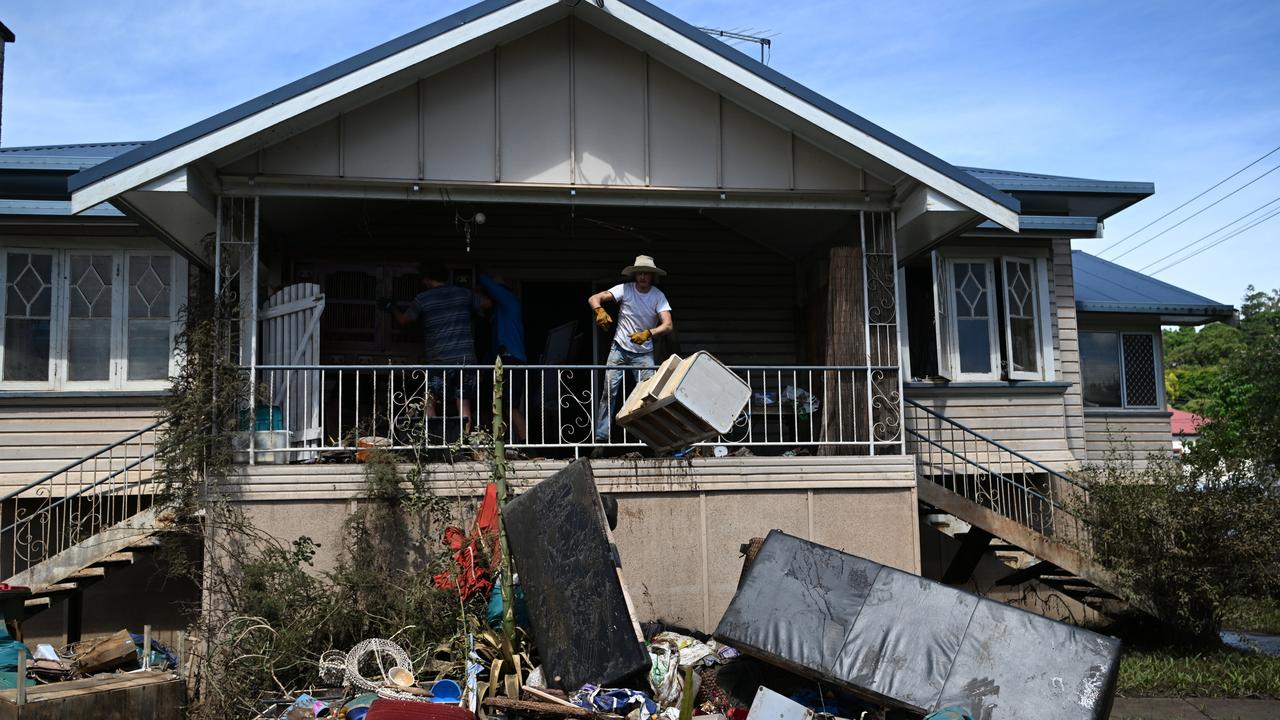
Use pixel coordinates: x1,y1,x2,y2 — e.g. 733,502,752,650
1118,646,1280,698
1191,287,1280,476
1076,452,1280,642
153,276,247,516
1222,597,1280,635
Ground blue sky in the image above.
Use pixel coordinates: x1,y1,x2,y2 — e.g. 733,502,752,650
2,1,1277,307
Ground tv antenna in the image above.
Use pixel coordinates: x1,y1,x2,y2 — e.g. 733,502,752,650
698,27,776,65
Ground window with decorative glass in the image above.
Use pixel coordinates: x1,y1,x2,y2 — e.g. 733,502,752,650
926,251,1053,382
0,248,183,390
1080,330,1161,408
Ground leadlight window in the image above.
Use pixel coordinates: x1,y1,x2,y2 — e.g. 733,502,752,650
0,248,183,391
1081,331,1160,408
932,253,1051,382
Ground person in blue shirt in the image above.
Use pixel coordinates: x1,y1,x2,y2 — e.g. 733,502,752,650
477,272,527,443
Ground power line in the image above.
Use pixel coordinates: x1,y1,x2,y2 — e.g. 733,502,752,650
1150,206,1280,276
1109,160,1280,261
1138,194,1280,271
1097,143,1280,256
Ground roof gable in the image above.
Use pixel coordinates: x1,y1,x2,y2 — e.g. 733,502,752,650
68,0,1018,228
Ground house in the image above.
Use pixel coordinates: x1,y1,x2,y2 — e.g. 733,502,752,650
1169,407,1208,455
0,0,1236,641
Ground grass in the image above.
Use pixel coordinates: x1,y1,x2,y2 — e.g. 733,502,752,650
1118,645,1280,698
1222,597,1280,634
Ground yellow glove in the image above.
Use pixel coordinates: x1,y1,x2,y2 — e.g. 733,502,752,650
629,329,652,344
594,307,613,330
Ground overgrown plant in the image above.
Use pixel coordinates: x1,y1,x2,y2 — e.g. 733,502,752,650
153,293,520,717
1074,448,1280,642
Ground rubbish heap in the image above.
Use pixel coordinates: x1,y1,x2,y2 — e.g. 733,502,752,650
266,459,1119,720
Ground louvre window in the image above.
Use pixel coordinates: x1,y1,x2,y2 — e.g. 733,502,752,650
1081,331,1160,408
0,248,184,390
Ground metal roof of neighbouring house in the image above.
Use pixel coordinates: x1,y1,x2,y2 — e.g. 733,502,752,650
1072,250,1235,322
67,0,1019,222
1170,407,1207,437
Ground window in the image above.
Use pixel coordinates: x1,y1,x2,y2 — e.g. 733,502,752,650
928,251,1052,382
0,248,183,390
1080,331,1160,408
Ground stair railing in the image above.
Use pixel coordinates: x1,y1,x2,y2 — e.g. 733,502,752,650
904,398,1089,548
0,420,164,583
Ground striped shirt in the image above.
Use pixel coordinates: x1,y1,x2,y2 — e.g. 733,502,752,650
407,285,476,363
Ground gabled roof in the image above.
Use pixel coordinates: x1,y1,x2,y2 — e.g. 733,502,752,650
1072,250,1235,322
0,22,14,44
67,0,1018,225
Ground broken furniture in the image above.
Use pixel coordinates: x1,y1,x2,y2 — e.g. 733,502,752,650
716,530,1120,720
503,459,649,692
616,352,750,454
0,670,183,718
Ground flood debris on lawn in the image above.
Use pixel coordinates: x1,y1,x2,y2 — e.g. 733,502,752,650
254,460,1120,720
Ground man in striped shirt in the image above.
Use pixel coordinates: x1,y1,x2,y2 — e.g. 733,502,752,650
391,262,478,424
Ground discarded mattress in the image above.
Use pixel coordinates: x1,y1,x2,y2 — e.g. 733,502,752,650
503,459,649,692
714,530,1120,720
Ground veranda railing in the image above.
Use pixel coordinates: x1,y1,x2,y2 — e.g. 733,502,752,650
240,363,903,459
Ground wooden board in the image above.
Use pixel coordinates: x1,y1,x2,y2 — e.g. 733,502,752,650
0,672,183,720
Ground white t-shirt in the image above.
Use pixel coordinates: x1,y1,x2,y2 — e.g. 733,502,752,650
608,282,672,353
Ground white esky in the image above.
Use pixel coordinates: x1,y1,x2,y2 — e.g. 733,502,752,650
2,0,1277,307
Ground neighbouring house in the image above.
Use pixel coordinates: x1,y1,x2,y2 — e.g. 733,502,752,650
0,0,1237,643
1169,406,1208,455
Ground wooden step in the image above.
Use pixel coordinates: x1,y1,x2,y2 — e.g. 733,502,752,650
34,582,79,596
67,567,107,580
95,552,136,566
23,597,50,609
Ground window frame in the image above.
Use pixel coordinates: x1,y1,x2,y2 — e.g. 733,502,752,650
1080,329,1162,410
0,243,184,392
943,256,1001,381
931,248,1055,383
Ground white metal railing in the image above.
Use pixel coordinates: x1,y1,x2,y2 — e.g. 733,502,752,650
0,421,163,582
239,364,903,460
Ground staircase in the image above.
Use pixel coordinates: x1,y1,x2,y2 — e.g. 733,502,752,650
0,421,169,631
903,399,1138,616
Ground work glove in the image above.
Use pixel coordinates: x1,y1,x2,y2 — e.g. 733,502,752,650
594,307,613,331
629,329,652,344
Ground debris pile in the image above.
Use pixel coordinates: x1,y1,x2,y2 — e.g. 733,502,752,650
254,459,1119,720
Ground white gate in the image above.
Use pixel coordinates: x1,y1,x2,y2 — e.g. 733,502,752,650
260,283,325,455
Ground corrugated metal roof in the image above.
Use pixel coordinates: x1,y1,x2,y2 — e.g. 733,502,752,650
1072,250,1234,318
963,166,1154,196
0,142,148,171
0,199,124,217
67,0,1019,215
976,215,1099,232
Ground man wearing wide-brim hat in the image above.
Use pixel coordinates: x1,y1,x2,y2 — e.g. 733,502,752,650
587,255,674,443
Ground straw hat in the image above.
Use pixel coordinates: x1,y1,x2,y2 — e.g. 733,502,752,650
621,255,667,277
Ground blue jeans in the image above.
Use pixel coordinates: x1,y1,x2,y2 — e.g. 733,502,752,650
594,345,655,441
